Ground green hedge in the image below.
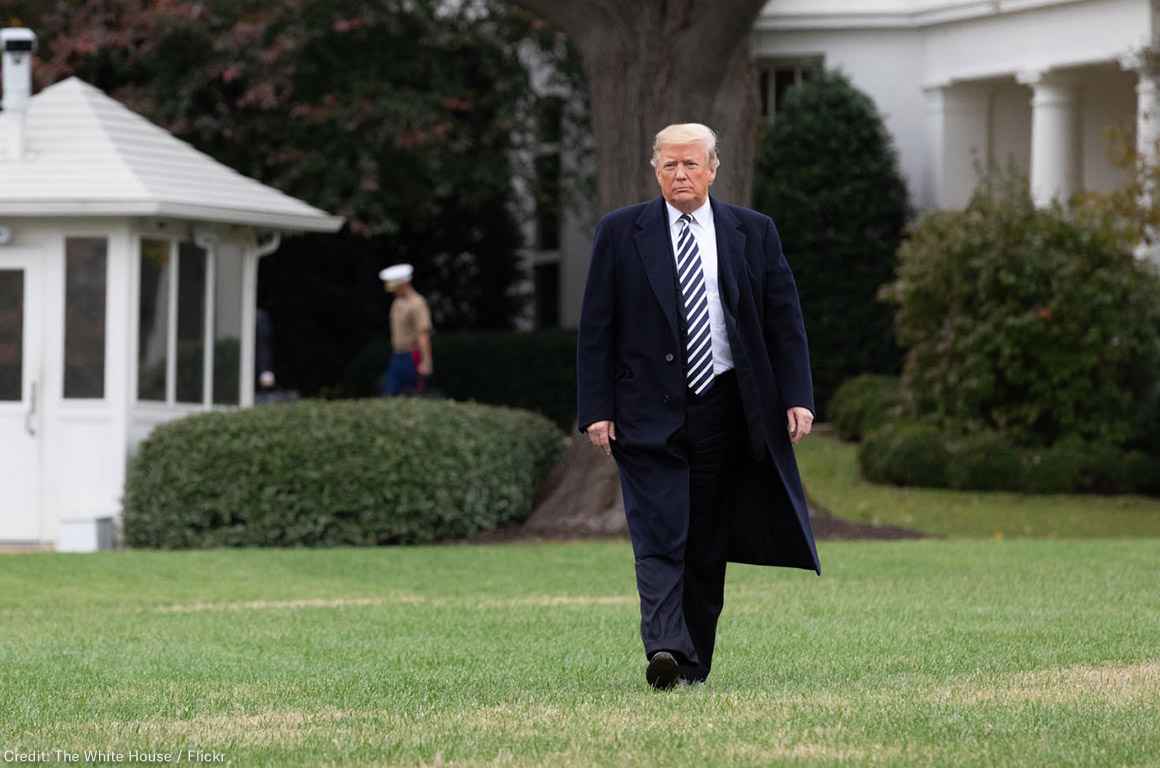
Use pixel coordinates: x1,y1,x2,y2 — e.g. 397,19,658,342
858,421,1160,496
123,398,565,548
342,331,577,430
860,422,949,488
828,375,902,441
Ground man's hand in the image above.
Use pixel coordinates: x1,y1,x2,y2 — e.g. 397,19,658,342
787,406,814,445
586,420,617,457
417,359,433,376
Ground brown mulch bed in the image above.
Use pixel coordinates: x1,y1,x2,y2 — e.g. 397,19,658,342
808,516,928,540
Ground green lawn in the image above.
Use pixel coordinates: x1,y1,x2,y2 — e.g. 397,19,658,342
796,434,1160,538
2,541,1159,766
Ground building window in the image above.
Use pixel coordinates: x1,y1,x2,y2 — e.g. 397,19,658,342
537,95,564,145
63,238,107,399
137,239,172,402
534,94,564,252
535,153,561,251
533,262,560,329
758,60,822,121
176,242,208,404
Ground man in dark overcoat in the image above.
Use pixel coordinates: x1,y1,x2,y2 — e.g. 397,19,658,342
576,122,819,689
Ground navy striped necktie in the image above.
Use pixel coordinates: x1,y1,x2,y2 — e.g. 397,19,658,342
676,213,714,395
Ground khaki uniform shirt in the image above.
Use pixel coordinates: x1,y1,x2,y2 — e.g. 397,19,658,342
390,292,433,352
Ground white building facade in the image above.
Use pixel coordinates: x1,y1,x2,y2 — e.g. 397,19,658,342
540,0,1159,328
754,0,1157,211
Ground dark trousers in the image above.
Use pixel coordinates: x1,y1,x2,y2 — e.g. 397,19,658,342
382,351,417,396
615,369,745,681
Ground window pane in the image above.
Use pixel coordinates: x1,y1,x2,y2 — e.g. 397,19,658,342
774,68,797,113
176,242,207,404
537,95,564,144
64,238,107,399
533,262,560,329
535,153,561,251
138,239,171,401
0,270,23,401
213,245,244,405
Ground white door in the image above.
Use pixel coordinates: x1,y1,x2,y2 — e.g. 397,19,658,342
0,249,43,542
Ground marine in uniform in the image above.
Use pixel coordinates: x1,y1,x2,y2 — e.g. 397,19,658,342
380,263,434,396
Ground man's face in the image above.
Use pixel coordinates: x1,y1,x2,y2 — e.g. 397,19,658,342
654,141,717,213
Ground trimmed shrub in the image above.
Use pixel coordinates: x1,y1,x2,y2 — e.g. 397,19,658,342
859,422,949,488
1022,438,1125,494
1124,451,1160,495
828,375,902,442
123,398,565,549
861,425,1158,495
754,69,910,419
1021,442,1083,494
885,171,1160,447
1129,381,1160,456
342,331,577,430
945,431,1023,492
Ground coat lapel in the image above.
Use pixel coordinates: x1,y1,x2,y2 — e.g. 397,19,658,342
710,197,745,322
634,197,680,345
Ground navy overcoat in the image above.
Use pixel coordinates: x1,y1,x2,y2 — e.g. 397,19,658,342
577,196,820,574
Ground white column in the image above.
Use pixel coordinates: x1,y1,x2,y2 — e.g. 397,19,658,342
923,83,991,209
1118,49,1160,262
239,247,258,409
1137,71,1159,165
1119,50,1160,175
1018,70,1081,207
923,87,947,209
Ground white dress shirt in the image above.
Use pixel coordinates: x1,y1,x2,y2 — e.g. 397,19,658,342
665,199,734,375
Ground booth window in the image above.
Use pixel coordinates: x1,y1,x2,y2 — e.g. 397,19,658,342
212,244,244,406
0,270,22,401
137,237,246,406
137,239,171,401
176,243,208,404
64,238,108,399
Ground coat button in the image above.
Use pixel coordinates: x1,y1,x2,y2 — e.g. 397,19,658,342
665,353,675,363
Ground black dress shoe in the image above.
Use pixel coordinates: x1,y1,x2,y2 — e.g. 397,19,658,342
646,651,680,690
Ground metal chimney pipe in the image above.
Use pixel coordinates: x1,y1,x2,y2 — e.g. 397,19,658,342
1,27,37,160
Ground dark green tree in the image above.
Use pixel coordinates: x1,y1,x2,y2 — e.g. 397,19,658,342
753,69,911,418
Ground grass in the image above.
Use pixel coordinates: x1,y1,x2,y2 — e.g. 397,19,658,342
796,433,1160,538
2,540,1159,766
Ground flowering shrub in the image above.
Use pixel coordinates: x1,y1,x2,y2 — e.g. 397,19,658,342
883,172,1160,447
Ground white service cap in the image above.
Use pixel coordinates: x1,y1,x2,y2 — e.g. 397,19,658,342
378,263,414,283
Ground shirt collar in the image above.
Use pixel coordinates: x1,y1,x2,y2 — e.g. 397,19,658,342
665,197,712,230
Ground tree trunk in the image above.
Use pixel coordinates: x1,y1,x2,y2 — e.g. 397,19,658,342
510,0,766,211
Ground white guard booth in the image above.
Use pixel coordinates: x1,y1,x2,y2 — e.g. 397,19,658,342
0,28,343,550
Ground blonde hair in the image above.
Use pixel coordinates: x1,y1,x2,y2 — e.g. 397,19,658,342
650,123,720,170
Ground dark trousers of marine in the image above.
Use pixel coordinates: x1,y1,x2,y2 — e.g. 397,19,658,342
612,369,746,682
